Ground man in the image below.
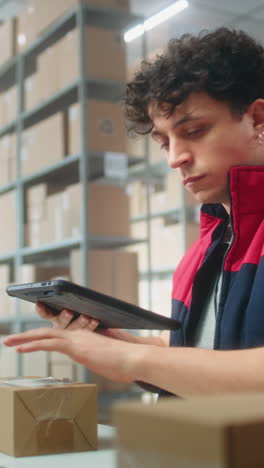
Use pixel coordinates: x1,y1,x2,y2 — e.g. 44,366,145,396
4,27,264,397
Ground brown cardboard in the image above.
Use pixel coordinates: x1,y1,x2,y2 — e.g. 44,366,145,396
24,73,42,110
70,247,138,304
61,182,130,238
68,100,127,155
58,26,126,88
0,264,15,318
21,112,66,177
0,133,16,186
0,19,16,66
17,0,130,51
1,85,17,126
0,379,97,457
0,191,16,254
113,392,264,468
37,45,61,103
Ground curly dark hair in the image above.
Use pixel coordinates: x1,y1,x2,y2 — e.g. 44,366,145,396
125,27,264,135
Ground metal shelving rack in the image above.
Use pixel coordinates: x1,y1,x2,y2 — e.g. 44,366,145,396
0,4,146,371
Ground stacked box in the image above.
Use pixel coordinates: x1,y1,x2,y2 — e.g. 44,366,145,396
21,112,66,177
0,191,16,254
0,86,17,128
54,182,130,239
70,248,138,304
16,263,70,317
67,100,127,154
0,19,16,67
17,0,130,51
25,181,130,247
0,264,15,318
0,133,16,187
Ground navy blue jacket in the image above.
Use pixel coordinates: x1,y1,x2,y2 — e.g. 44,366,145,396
159,165,264,396
170,165,264,350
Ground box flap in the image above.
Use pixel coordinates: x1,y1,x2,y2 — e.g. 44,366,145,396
72,386,97,450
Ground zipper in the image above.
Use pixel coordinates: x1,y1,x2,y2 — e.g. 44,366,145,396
213,201,235,349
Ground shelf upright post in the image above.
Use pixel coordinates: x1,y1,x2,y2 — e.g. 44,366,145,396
142,33,153,313
76,3,89,287
76,4,91,383
14,52,25,375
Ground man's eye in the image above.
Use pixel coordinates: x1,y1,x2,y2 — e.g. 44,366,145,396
160,143,169,151
185,127,204,137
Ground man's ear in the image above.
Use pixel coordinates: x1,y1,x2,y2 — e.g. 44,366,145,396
247,99,264,131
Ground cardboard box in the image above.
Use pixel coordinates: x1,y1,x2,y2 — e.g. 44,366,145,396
113,392,264,468
0,133,16,186
25,181,130,246
67,100,127,154
0,264,15,318
0,378,97,457
70,248,138,304
17,0,130,51
0,19,16,67
21,112,66,177
0,191,16,254
1,85,17,126
57,26,126,88
60,182,130,238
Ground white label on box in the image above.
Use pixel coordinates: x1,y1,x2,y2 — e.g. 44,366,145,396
104,152,128,179
69,106,78,121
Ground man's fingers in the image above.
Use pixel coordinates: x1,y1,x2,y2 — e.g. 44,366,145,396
67,315,99,331
16,338,66,354
36,303,75,329
3,327,65,346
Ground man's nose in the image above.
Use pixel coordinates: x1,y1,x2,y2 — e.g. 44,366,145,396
167,144,192,169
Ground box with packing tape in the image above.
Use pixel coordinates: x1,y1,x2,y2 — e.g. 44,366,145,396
113,392,264,468
0,377,97,457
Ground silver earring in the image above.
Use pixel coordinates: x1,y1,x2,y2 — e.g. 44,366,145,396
258,131,264,145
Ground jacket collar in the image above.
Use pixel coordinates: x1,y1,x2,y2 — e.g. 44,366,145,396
200,165,264,233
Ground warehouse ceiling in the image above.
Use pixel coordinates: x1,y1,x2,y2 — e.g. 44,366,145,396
131,0,264,42
0,0,264,44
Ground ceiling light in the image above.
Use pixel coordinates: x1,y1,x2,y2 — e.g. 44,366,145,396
124,0,189,43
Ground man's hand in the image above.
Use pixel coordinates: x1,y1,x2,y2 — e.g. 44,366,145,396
3,327,145,383
36,302,99,331
36,302,170,347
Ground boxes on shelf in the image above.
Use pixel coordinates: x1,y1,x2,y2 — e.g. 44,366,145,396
70,247,138,393
0,378,97,457
24,72,42,111
0,264,15,318
128,181,148,218
25,183,66,246
58,26,126,88
151,219,183,271
17,0,130,51
0,19,16,67
113,392,264,468
25,181,130,246
54,182,130,239
15,263,70,316
0,133,16,186
70,247,138,304
21,112,66,176
0,85,17,128
67,100,127,154
0,191,16,254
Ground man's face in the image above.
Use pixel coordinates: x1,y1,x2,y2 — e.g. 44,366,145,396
150,93,263,208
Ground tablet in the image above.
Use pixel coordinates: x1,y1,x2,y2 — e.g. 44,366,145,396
6,279,180,330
